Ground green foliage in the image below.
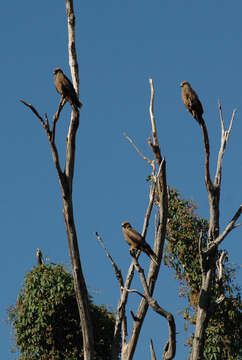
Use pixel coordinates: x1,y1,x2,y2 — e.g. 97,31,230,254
8,264,118,360
164,188,242,360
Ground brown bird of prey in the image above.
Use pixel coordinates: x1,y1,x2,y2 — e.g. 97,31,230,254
122,221,158,265
180,81,204,124
36,248,44,266
53,68,83,108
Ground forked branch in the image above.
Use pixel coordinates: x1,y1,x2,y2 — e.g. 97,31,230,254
20,100,64,187
207,204,242,251
127,255,176,360
214,101,237,187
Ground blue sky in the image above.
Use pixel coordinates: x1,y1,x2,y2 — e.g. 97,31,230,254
1,1,242,359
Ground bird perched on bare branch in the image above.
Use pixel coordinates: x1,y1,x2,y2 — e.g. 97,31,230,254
36,248,44,266
53,68,83,109
180,81,204,124
122,221,158,265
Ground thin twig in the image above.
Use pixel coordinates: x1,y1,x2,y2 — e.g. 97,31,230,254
124,288,145,299
218,100,225,133
233,222,242,228
123,132,154,168
228,109,236,133
52,97,66,143
150,339,157,360
20,100,50,136
95,232,124,288
142,184,156,239
20,100,64,185
44,113,50,130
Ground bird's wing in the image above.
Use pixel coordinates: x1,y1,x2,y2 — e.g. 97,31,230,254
54,74,63,95
189,90,204,114
62,74,76,95
125,228,143,245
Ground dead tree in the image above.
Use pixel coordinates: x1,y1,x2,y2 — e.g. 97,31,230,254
187,102,241,360
96,79,176,360
96,80,241,360
21,1,94,359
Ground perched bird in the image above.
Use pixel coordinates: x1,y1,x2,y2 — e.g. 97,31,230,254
36,248,44,266
180,81,204,124
53,68,83,108
122,221,158,265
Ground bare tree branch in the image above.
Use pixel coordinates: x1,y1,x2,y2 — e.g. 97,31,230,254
112,180,157,359
22,3,94,360
112,144,165,358
148,78,162,166
207,205,242,250
123,132,154,169
51,97,65,143
95,232,124,288
20,100,50,135
124,288,145,299
214,101,237,187
65,0,79,94
61,3,94,359
199,118,213,190
20,101,65,187
233,222,242,228
128,255,176,360
95,232,128,355
149,78,159,148
150,339,157,360
191,99,240,360
122,80,169,360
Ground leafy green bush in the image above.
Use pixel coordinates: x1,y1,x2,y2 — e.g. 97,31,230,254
8,264,118,360
164,189,242,360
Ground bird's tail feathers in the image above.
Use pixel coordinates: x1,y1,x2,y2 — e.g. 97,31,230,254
143,244,159,265
193,112,204,125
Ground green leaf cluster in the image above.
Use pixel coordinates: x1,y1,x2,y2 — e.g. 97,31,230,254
8,263,119,360
164,189,242,360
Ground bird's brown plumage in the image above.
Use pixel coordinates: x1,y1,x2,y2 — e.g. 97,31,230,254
36,248,43,266
53,68,82,108
180,81,203,124
122,221,158,265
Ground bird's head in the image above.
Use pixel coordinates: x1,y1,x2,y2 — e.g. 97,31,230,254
122,221,131,229
180,81,190,88
53,68,62,75
36,248,40,255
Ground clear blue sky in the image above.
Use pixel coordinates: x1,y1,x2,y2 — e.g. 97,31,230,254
1,1,242,359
